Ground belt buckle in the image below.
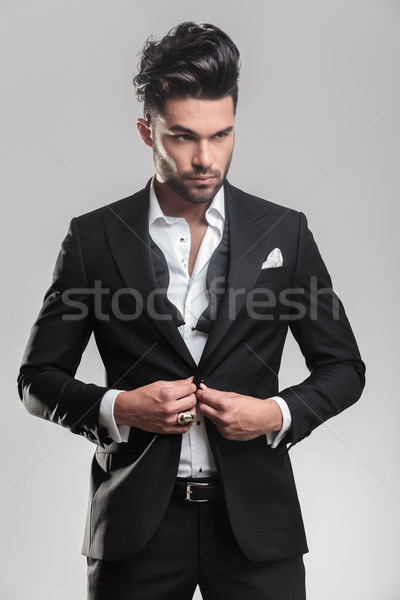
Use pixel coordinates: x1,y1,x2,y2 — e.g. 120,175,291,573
185,481,209,503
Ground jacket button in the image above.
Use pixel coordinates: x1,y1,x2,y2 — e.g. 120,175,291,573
194,375,205,389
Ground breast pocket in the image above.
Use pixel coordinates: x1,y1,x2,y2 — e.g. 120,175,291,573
254,266,288,285
248,267,290,321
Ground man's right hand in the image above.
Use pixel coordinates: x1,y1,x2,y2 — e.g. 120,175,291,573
113,377,197,434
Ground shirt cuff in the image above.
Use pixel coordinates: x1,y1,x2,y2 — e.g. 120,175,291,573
266,396,292,449
99,389,130,443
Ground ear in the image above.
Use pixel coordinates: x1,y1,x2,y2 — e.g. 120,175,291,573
136,118,153,148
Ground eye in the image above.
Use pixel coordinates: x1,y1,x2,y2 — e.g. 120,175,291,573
174,134,193,142
213,132,229,140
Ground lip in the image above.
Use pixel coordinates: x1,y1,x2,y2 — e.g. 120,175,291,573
189,176,216,184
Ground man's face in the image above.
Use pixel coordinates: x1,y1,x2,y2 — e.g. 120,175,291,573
146,96,235,204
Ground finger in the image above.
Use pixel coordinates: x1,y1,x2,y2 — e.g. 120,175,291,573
161,377,195,389
175,376,195,385
174,402,197,419
175,390,197,405
173,392,197,409
161,383,197,402
161,418,193,434
158,376,197,394
197,401,219,420
176,386,197,401
196,389,223,409
197,383,211,398
197,384,220,398
174,408,197,428
176,382,197,396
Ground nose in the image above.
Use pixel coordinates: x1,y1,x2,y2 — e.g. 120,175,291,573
192,140,212,170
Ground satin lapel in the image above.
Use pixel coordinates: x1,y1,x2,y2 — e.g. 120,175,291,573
104,184,196,370
198,183,273,369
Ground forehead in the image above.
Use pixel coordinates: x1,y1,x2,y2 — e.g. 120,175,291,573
156,96,235,134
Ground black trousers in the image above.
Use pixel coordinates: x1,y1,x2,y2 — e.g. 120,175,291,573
87,494,306,600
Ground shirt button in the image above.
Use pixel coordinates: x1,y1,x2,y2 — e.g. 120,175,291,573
180,237,185,243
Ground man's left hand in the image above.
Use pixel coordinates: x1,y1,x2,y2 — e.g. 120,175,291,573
196,384,283,441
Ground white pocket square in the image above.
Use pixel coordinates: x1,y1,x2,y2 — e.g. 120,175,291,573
261,248,283,269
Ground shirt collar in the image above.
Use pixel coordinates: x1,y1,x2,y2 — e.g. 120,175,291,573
149,176,225,234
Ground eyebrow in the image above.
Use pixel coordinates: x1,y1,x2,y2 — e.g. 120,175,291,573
168,125,234,136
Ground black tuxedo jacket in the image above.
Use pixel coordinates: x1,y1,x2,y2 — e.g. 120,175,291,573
18,180,365,562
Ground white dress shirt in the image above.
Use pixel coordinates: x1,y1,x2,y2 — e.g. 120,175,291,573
99,180,292,476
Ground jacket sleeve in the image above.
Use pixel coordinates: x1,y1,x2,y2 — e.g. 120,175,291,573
17,217,110,446
278,212,366,446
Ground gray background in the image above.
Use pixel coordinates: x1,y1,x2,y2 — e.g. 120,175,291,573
1,1,399,598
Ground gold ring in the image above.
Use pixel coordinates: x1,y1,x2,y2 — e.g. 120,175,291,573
177,411,196,426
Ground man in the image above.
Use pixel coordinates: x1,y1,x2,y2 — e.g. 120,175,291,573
18,22,365,599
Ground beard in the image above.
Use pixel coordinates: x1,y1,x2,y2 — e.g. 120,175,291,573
153,145,233,205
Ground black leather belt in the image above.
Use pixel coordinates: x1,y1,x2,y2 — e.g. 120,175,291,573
173,478,221,503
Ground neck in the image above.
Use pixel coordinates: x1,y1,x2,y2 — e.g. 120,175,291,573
154,178,210,226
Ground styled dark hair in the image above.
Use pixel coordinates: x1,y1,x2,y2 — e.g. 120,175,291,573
133,22,240,119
